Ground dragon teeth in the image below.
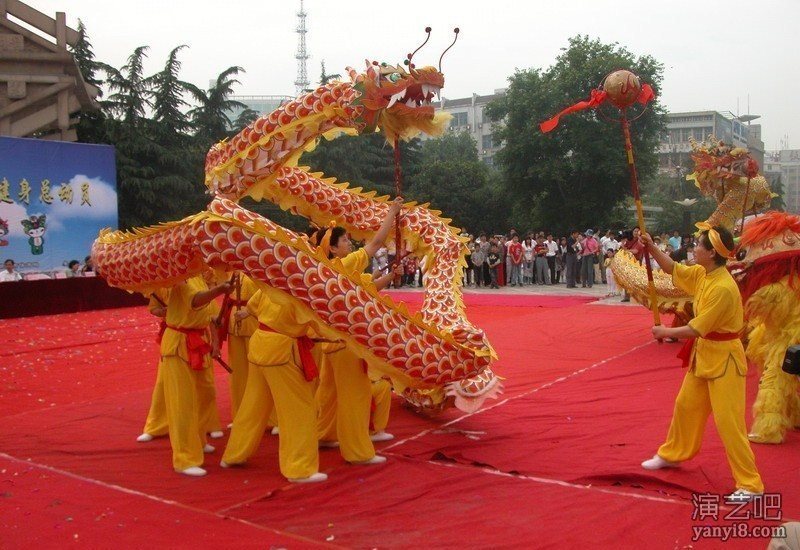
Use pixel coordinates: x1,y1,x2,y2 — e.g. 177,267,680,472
387,92,404,109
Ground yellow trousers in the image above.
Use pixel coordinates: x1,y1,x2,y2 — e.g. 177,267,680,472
316,352,374,462
142,359,222,437
371,379,392,433
658,368,764,493
223,361,318,479
227,334,250,421
160,356,213,471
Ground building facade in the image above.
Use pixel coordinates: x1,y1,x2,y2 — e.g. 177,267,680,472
429,90,506,165
226,94,293,127
657,111,764,177
0,1,98,142
765,150,800,214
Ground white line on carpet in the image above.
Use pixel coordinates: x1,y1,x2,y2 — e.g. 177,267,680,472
382,451,689,506
0,451,335,548
384,339,656,452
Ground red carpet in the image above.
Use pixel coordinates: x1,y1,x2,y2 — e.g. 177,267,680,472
1,295,798,548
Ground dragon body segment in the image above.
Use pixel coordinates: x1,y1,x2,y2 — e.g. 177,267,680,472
93,56,501,411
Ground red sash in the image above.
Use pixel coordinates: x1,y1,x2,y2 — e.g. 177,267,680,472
677,331,741,369
166,324,212,370
155,320,166,344
258,323,318,381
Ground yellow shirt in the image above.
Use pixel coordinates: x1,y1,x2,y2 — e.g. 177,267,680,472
673,263,746,378
228,275,258,337
161,276,218,361
246,290,317,367
321,248,371,362
341,248,369,274
148,288,170,315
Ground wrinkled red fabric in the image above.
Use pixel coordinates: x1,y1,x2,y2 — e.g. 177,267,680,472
258,323,318,381
676,330,740,369
166,324,211,370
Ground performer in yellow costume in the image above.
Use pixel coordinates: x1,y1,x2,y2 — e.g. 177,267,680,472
640,226,764,498
224,273,259,421
369,378,394,441
315,198,403,464
136,286,224,442
220,289,327,482
157,275,231,476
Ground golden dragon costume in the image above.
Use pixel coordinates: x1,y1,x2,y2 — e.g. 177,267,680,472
611,139,773,322
733,212,800,444
92,39,502,413
612,140,800,444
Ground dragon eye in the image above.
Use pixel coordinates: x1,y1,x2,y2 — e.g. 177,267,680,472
387,73,402,83
735,248,747,261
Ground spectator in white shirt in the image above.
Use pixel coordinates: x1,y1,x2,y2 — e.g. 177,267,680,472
522,237,534,284
545,234,559,284
0,259,23,282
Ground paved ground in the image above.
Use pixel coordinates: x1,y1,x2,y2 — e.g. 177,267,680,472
387,279,642,307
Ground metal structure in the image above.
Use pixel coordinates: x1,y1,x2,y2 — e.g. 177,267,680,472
294,0,310,95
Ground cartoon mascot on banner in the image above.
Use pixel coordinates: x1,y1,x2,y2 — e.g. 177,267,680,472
92,31,503,413
612,139,800,444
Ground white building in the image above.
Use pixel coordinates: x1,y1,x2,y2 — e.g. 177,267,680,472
658,111,764,176
765,150,800,214
430,89,506,166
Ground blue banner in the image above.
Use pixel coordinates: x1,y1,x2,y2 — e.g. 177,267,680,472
0,136,117,274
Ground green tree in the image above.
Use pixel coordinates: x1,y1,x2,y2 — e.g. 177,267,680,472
767,172,785,211
319,60,341,85
148,45,208,220
302,133,421,197
100,46,151,125
407,133,509,233
149,45,193,134
186,66,247,143
231,108,260,133
70,20,106,143
485,35,666,235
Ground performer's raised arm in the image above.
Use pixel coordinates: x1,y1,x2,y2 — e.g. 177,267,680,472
363,197,403,258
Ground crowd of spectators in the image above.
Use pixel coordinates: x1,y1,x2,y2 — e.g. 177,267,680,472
0,255,94,282
461,228,700,300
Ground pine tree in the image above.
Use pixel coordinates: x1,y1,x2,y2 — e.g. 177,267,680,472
186,66,247,143
70,20,106,143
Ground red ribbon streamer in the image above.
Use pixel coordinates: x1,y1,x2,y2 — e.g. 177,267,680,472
539,89,607,133
539,83,656,133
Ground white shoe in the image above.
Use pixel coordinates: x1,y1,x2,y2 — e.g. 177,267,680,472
178,466,207,477
726,488,763,502
641,455,680,470
351,455,387,465
219,460,230,468
370,431,395,442
203,444,215,454
319,440,340,448
270,426,279,435
288,472,328,483
208,431,224,439
136,433,153,442
227,422,233,429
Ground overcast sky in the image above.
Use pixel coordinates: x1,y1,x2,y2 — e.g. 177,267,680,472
24,0,799,150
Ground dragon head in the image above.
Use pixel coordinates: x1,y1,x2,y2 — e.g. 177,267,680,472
687,137,775,229
347,28,458,143
729,211,800,301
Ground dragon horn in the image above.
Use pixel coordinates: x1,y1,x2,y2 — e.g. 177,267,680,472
438,28,460,72
406,26,432,69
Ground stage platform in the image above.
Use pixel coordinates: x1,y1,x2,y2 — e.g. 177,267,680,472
1,292,797,548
